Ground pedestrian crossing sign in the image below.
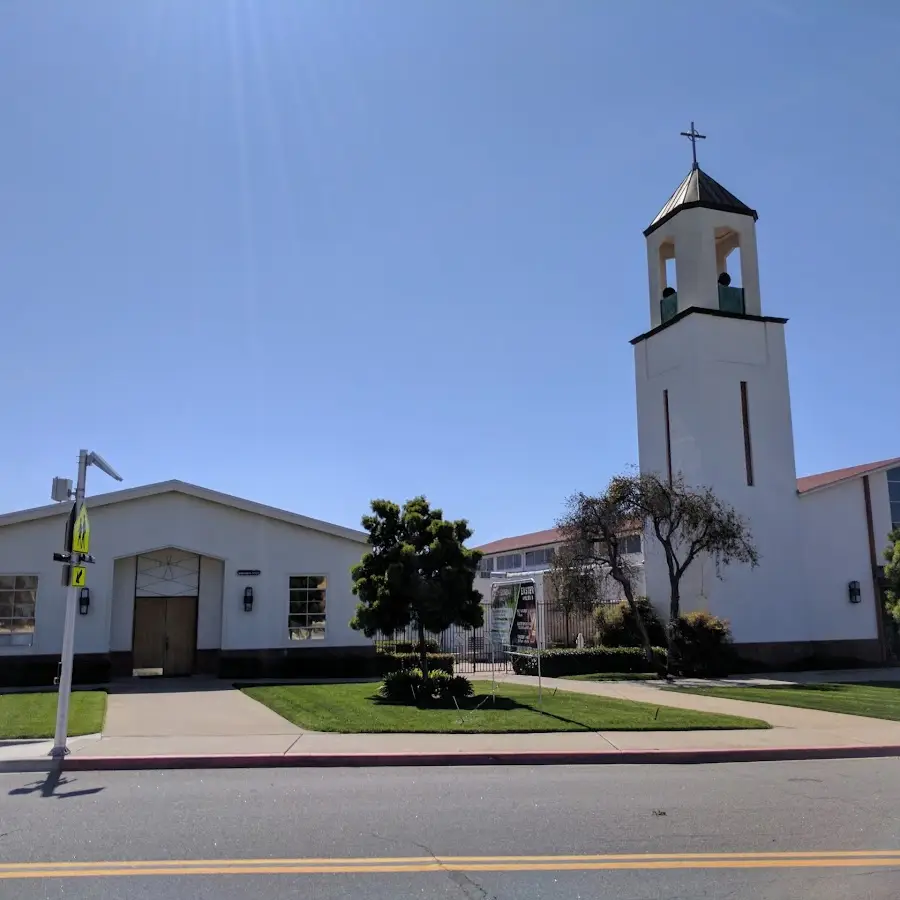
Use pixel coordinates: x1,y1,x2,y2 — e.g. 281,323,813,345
72,505,90,554
70,566,87,588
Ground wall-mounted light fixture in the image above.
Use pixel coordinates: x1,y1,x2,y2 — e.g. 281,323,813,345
243,586,254,612
78,587,91,615
848,580,862,604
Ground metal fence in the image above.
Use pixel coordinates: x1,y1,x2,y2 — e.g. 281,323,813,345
374,602,606,672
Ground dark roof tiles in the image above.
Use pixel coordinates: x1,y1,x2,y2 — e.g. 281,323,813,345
645,166,758,236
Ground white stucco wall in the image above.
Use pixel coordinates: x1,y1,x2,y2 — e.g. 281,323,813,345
0,491,369,658
110,556,136,652
198,556,224,650
796,479,881,642
635,312,810,642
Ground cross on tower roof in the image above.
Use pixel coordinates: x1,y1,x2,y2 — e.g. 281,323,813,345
680,121,706,170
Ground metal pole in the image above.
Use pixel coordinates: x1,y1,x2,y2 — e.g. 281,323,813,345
536,586,545,713
51,450,88,758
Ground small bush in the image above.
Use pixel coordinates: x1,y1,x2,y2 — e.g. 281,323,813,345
437,674,475,702
670,611,734,676
376,651,454,676
379,668,473,704
380,668,424,702
377,639,440,654
595,597,667,648
511,646,666,678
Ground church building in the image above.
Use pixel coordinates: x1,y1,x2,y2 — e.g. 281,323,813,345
0,481,375,686
632,138,898,667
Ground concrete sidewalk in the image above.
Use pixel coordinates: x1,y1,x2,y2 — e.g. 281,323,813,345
3,672,900,771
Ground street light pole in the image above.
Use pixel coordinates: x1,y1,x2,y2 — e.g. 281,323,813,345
50,449,122,759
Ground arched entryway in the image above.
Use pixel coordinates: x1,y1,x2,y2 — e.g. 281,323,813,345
131,550,200,676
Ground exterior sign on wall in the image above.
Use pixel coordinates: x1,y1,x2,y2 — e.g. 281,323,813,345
489,579,537,649
236,569,261,577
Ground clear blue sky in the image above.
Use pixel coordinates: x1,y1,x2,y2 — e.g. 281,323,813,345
2,1,898,543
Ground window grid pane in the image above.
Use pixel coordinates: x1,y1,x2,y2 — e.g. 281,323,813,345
288,575,327,641
0,575,37,647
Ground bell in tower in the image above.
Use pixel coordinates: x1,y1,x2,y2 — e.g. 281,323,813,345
644,123,761,329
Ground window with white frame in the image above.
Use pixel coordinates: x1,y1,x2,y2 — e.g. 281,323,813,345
0,575,38,646
288,575,326,640
524,547,555,567
495,553,522,571
621,534,643,555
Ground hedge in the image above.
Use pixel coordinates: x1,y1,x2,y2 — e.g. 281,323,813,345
511,646,666,678
376,651,454,676
376,639,440,654
595,598,668,648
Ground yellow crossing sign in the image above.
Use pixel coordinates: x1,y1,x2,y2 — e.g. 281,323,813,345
71,505,90,554
70,566,86,588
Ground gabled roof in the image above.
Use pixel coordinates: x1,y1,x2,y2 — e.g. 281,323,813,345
475,527,563,555
0,479,368,543
797,457,900,495
475,520,643,555
644,166,758,237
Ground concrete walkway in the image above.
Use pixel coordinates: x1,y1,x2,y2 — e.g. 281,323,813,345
90,678,304,757
4,672,900,770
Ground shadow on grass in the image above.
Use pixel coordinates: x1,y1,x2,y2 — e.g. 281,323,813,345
367,692,597,730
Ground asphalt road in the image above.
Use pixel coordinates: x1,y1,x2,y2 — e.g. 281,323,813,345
1,760,900,899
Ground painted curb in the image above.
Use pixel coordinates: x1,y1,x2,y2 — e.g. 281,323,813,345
2,745,900,773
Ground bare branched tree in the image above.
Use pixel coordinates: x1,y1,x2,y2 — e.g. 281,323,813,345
547,541,601,646
556,481,657,667
626,472,759,623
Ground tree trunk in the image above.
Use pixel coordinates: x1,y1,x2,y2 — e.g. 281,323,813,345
622,581,658,673
666,576,681,678
417,620,429,681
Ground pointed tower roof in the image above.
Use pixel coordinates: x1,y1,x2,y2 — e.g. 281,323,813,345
644,166,758,237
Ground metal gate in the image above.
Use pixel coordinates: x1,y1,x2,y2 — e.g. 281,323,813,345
374,610,511,673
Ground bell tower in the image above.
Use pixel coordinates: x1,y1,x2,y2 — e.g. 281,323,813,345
632,125,804,641
645,123,763,329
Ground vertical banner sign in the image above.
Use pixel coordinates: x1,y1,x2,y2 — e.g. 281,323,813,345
489,579,537,649
511,581,537,649
489,581,518,649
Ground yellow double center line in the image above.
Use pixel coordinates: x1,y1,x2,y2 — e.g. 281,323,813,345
1,850,900,879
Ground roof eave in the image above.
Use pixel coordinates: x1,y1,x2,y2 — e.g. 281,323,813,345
798,461,900,496
0,479,368,544
643,200,759,238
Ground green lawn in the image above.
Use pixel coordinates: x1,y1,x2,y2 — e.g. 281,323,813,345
564,673,661,683
0,690,107,740
671,682,900,721
242,681,768,733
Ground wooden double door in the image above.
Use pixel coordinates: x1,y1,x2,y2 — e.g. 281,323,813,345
132,596,198,676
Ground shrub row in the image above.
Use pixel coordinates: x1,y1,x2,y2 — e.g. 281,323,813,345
595,597,668,648
594,600,737,676
380,668,473,704
669,611,734,677
511,646,666,678
377,639,440,654
376,651,454,676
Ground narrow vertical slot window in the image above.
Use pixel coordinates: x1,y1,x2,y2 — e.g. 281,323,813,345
740,381,754,486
